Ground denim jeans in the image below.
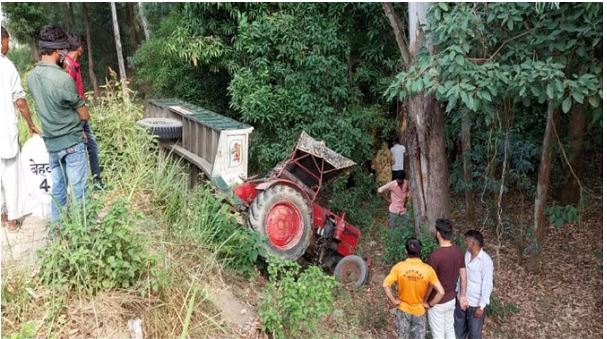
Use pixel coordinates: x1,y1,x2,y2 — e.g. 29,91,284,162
49,143,88,222
83,122,101,179
389,212,409,229
454,298,485,339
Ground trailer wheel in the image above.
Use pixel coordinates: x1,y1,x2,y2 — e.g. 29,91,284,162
334,255,368,288
248,184,311,260
136,118,182,139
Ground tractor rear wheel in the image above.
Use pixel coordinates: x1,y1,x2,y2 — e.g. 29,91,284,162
248,185,311,260
334,255,368,288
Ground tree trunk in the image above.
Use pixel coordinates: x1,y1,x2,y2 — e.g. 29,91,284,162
28,38,40,62
383,2,450,233
110,2,129,101
461,109,475,224
138,2,151,40
82,3,100,101
530,103,560,271
559,103,586,204
381,3,410,68
126,3,140,53
66,3,76,32
405,3,450,233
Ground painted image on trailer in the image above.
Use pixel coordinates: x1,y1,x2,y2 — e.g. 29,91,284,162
229,138,244,168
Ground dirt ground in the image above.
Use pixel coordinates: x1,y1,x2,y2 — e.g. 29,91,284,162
3,199,602,339
1,215,48,268
343,194,603,339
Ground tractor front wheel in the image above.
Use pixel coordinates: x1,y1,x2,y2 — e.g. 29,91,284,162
334,255,368,288
248,184,311,260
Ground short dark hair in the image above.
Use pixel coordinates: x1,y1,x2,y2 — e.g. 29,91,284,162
1,26,8,40
405,238,422,258
435,219,453,240
39,25,68,55
67,32,83,51
395,171,405,181
465,229,484,248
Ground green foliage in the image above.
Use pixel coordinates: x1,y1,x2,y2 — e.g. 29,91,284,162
381,227,438,266
387,3,602,114
91,78,158,194
166,183,262,276
418,230,440,262
38,197,157,294
229,4,393,171
593,250,602,273
6,45,34,75
2,322,36,339
381,226,413,266
486,295,520,323
2,3,45,42
326,169,383,232
135,3,398,173
546,205,580,229
259,256,338,339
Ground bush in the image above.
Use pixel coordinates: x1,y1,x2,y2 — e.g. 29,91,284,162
38,197,157,293
326,168,384,232
91,77,158,193
381,227,438,266
259,256,338,339
486,295,520,324
546,204,580,229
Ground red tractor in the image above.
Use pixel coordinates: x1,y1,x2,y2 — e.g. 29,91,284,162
234,132,369,287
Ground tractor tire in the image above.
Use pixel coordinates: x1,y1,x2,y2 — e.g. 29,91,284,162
248,184,311,260
334,255,368,288
136,118,182,140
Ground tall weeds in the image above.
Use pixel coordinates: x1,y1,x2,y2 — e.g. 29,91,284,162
4,78,255,338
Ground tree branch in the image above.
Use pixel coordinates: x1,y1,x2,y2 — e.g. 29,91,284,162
469,30,532,64
381,2,411,69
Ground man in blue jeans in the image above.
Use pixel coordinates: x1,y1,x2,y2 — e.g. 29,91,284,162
65,33,103,189
454,230,494,339
28,25,90,223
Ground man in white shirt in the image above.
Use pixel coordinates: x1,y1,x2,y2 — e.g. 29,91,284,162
454,230,494,339
390,138,406,180
1,26,40,231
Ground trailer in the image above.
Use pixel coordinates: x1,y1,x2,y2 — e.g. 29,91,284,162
138,99,253,188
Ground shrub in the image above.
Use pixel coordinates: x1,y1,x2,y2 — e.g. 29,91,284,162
91,77,158,194
326,168,384,232
546,204,580,229
381,227,438,266
259,256,338,339
38,197,157,293
486,295,520,324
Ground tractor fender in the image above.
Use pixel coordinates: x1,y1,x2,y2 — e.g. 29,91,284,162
255,179,312,201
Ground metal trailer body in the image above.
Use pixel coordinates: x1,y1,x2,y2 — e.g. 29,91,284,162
144,99,254,187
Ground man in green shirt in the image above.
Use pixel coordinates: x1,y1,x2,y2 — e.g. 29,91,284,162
27,25,90,223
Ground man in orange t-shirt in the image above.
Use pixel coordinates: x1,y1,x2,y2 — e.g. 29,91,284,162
383,238,445,339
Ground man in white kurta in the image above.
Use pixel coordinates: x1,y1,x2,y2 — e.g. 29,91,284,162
1,26,40,230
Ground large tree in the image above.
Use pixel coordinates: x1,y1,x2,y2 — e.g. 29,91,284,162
383,2,450,233
387,3,602,266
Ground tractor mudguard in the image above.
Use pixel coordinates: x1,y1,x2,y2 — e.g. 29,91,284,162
255,179,311,200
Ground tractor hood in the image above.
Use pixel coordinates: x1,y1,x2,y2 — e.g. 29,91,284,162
294,131,356,171
275,131,356,191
